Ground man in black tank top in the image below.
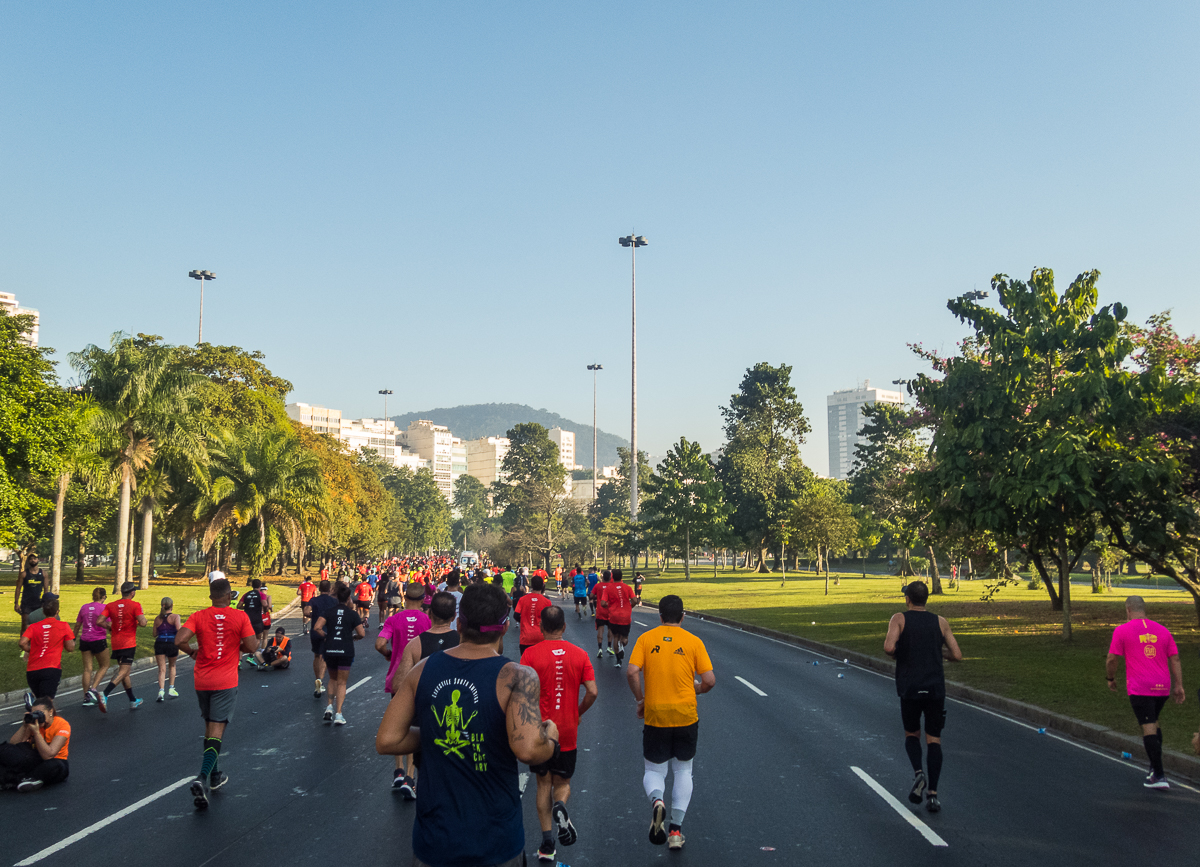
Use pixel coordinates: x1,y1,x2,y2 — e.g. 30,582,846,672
884,580,963,814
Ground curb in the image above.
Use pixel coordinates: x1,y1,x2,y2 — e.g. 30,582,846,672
2,597,303,710
642,602,1200,784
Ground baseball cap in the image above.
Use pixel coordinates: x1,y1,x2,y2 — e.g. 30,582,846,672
121,581,137,594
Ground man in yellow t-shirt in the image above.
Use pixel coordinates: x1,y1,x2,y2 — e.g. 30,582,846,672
625,594,715,852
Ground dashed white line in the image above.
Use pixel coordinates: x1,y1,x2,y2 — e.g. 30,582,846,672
344,676,372,694
850,766,948,847
634,620,649,627
14,775,194,865
735,676,768,696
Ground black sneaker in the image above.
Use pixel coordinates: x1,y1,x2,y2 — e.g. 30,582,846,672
553,800,577,846
926,793,941,813
908,770,927,804
16,778,43,793
191,776,210,810
399,776,416,800
1144,772,1170,790
536,839,556,862
392,770,406,791
209,770,228,791
649,798,667,845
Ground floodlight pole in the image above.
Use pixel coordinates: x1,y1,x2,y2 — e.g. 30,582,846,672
189,270,215,345
618,234,647,521
587,364,603,502
379,389,393,462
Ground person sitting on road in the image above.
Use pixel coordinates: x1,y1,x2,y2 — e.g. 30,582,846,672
0,697,70,792
261,627,292,670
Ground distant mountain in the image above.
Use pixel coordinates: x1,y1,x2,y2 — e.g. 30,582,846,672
391,403,629,468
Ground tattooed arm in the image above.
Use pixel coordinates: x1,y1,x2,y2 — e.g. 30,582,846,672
500,661,559,765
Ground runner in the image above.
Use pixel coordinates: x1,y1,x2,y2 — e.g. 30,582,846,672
1105,595,1187,789
19,599,75,699
521,605,598,862
593,570,612,659
14,555,48,636
600,569,637,668
175,578,259,809
152,597,182,702
514,575,555,656
354,574,375,630
236,579,269,665
572,566,587,620
95,582,147,712
883,580,963,812
75,588,110,707
375,583,560,867
313,582,365,725
585,567,599,616
626,594,716,851
443,570,464,620
381,571,403,625
260,627,293,669
296,576,317,634
376,582,432,791
305,580,337,699
634,571,645,606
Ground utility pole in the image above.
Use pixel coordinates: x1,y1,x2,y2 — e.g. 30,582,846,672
618,234,647,519
587,364,603,502
189,270,215,345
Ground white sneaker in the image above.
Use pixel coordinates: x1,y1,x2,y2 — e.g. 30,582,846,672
323,704,334,723
333,713,347,726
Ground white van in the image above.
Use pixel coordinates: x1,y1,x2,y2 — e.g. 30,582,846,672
459,550,479,569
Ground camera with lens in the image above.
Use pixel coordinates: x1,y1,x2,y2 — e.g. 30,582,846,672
23,710,45,726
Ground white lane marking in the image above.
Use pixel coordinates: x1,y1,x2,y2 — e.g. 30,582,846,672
345,676,372,695
850,766,948,847
15,775,194,865
735,676,768,696
634,620,649,627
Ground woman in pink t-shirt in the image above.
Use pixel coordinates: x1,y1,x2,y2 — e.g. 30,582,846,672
75,587,110,706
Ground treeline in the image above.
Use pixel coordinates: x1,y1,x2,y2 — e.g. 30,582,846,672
0,322,451,593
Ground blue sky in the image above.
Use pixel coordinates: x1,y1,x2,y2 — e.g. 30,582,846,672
2,2,1196,473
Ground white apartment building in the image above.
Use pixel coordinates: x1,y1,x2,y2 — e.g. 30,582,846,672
401,420,454,499
286,403,342,436
287,404,427,472
451,438,468,485
827,380,903,480
0,292,39,347
466,436,510,487
547,427,576,470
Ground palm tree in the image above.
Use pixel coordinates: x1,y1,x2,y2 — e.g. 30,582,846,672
47,399,110,594
199,426,325,579
69,336,207,592
136,462,173,589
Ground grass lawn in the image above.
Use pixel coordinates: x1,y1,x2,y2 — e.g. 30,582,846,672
639,567,1200,755
0,565,303,696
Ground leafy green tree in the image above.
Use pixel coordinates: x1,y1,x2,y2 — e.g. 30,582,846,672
494,423,568,569
717,362,813,572
70,335,208,592
173,342,293,429
789,478,859,594
385,466,452,554
592,447,652,565
453,474,490,550
641,437,728,581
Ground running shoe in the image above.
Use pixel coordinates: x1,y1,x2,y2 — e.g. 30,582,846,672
81,694,96,708
157,689,165,703
614,658,622,669
908,770,927,804
16,778,43,793
191,776,210,810
667,830,685,851
129,698,143,710
553,800,577,846
96,691,108,713
256,662,268,672
168,686,179,698
333,713,347,726
536,840,556,862
398,776,416,800
323,704,334,723
617,647,625,663
314,678,325,698
926,794,941,813
392,770,406,792
649,798,667,845
209,770,228,791
597,649,604,659
1144,772,1170,790
607,646,615,656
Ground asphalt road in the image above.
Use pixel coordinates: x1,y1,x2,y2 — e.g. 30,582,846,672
2,598,1198,867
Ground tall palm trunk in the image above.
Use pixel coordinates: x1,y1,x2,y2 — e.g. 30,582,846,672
76,535,87,582
51,472,69,594
114,467,132,593
139,504,154,590
126,508,137,585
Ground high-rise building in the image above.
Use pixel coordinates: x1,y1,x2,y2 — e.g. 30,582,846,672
466,436,510,487
401,420,454,499
287,404,428,471
451,437,468,486
827,380,903,480
547,427,576,470
286,403,342,436
0,292,40,347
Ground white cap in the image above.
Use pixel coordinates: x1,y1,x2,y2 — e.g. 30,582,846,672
207,570,226,583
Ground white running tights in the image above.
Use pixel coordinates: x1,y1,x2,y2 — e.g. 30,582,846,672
643,758,694,817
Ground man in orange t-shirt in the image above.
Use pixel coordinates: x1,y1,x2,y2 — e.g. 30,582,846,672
96,582,147,712
19,598,76,698
175,578,258,810
514,575,555,656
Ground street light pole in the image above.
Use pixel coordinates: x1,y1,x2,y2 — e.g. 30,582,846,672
618,234,647,521
189,270,215,345
378,389,394,463
587,364,603,502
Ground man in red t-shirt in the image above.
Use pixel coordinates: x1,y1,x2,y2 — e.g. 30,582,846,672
354,578,374,629
19,598,76,698
96,582,147,712
176,578,258,810
600,569,638,667
297,578,317,634
521,604,597,861
593,571,612,659
514,576,555,656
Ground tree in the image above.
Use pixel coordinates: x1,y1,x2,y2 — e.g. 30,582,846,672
453,474,490,550
494,423,568,569
641,437,728,581
385,467,452,555
592,447,652,565
717,363,813,572
71,335,208,591
912,269,1143,640
790,479,859,594
172,342,294,430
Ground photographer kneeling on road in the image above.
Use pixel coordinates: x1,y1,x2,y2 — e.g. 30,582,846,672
0,697,70,793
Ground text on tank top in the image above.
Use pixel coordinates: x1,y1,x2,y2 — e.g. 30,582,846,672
894,609,946,699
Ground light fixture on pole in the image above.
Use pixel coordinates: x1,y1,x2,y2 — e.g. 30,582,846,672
587,364,603,502
379,389,394,462
189,270,215,345
618,233,647,521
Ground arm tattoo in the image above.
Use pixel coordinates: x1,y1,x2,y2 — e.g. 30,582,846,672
507,665,547,741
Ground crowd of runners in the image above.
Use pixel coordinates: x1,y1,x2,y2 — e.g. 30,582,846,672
6,551,1197,865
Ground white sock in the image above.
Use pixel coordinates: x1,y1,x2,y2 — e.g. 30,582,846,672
669,758,693,823
643,759,667,802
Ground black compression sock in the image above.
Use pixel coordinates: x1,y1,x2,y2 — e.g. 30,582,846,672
201,737,222,777
104,682,116,696
542,829,554,846
1144,734,1164,776
125,687,136,701
905,735,923,772
926,742,943,791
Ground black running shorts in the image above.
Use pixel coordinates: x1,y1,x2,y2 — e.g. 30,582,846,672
79,639,108,654
26,668,62,698
112,647,136,665
1129,694,1168,726
607,622,630,638
530,748,578,779
900,696,946,737
154,641,179,659
643,722,699,763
